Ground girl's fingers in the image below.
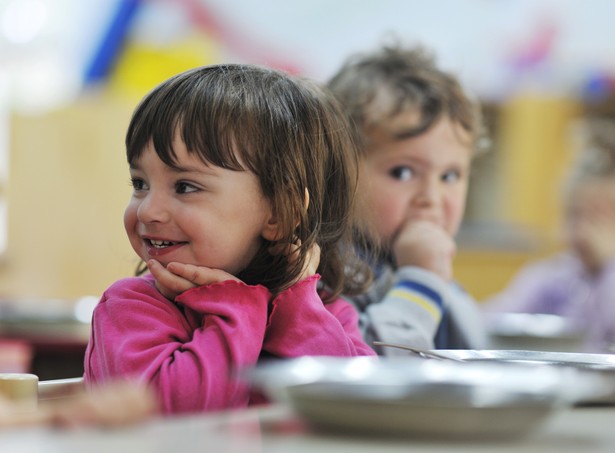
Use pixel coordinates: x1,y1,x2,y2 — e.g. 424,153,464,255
268,239,321,281
304,243,321,274
147,260,240,301
268,242,300,261
147,260,194,298
166,262,240,285
147,259,181,288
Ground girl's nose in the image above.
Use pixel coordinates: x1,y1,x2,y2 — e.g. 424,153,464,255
137,191,170,223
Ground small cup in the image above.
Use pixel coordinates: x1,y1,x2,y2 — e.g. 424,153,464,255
0,373,38,410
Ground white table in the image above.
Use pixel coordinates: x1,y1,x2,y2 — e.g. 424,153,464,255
1,403,614,452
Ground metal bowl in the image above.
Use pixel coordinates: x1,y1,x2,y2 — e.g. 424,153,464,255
485,313,585,352
250,356,608,439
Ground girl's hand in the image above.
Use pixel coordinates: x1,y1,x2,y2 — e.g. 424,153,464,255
269,240,321,285
392,220,456,281
147,259,240,300
297,241,321,282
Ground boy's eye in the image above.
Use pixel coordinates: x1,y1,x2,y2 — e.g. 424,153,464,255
175,181,199,194
389,166,413,181
442,170,461,183
130,178,148,191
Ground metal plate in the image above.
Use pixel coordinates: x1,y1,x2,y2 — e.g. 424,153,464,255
435,349,615,370
287,382,555,439
434,349,615,404
251,356,610,439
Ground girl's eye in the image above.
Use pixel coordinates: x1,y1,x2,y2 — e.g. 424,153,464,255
176,181,199,194
130,178,147,191
442,170,461,183
389,166,413,181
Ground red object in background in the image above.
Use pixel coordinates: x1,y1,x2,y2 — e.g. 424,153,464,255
181,0,304,75
0,339,33,373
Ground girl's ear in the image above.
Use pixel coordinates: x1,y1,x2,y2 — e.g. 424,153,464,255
262,212,283,241
261,189,310,241
262,198,283,241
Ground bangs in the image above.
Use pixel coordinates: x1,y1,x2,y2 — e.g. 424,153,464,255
125,66,249,171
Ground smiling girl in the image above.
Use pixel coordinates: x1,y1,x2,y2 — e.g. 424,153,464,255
83,64,375,415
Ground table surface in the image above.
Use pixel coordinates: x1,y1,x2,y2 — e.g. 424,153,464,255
1,402,615,453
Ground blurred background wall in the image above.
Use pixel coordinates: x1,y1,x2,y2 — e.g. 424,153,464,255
1,0,615,304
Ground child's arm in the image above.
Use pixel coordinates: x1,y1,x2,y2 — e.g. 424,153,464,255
369,218,489,351
84,276,270,414
570,198,615,274
350,219,455,353
483,255,575,314
262,275,376,357
589,260,615,348
364,266,447,352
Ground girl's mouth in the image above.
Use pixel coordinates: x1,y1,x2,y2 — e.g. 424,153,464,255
149,239,179,249
144,238,186,257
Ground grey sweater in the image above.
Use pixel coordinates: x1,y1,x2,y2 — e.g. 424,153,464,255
346,264,487,355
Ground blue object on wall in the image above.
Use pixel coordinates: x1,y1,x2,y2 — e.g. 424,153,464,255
582,71,614,103
83,0,142,84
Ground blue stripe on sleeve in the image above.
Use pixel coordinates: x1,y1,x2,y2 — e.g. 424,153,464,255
397,280,443,308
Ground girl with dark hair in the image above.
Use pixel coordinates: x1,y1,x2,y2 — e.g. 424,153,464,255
84,64,375,415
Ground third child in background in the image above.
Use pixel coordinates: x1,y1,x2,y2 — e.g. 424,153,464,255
328,44,488,353
484,118,615,353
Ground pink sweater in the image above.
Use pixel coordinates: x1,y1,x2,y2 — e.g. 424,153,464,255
84,274,375,414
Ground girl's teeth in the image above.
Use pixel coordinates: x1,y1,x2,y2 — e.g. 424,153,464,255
150,240,175,248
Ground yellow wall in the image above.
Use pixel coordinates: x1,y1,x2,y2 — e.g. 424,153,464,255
453,248,549,300
498,95,580,234
0,93,137,300
0,91,584,303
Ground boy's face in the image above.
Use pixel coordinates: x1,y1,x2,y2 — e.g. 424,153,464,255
359,115,472,248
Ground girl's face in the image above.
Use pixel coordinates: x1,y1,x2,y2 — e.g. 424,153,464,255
124,136,276,276
360,115,471,247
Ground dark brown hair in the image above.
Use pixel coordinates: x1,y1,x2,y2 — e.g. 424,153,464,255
327,44,484,152
126,64,370,300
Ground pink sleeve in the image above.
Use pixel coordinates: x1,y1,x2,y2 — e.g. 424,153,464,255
263,275,376,357
84,277,270,414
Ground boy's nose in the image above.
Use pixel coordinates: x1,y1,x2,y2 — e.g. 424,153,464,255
413,177,440,206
